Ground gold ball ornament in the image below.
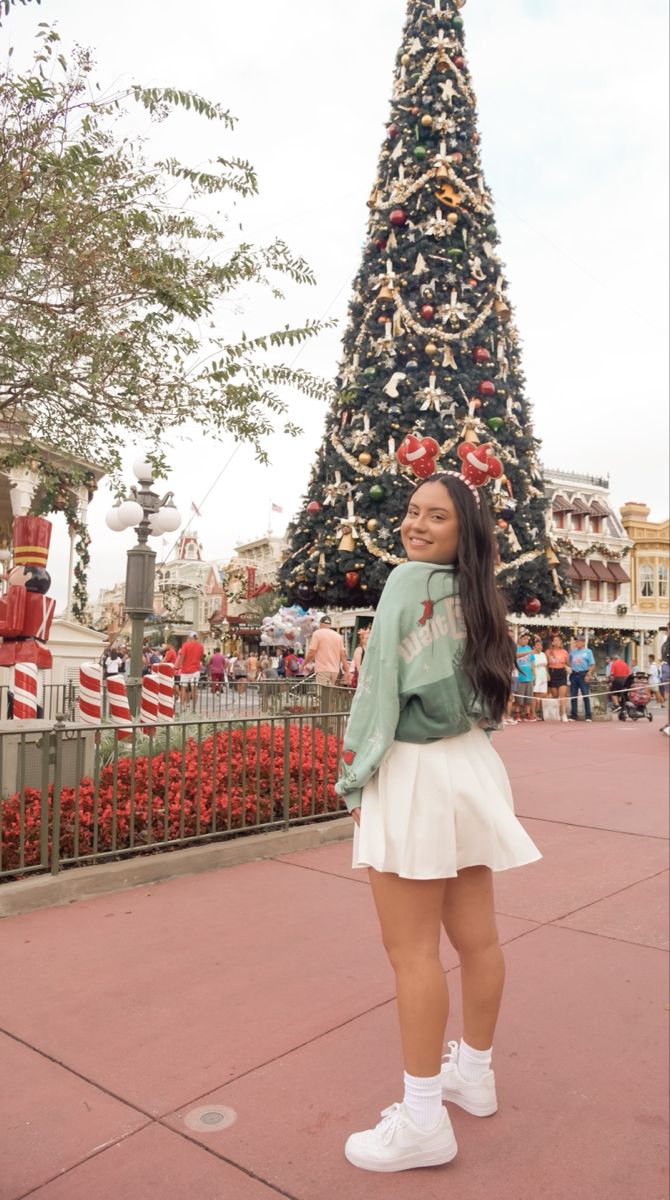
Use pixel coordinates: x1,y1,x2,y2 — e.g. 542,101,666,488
425,341,438,357
358,452,372,466
446,212,459,225
401,52,411,65
421,114,433,128
366,519,379,532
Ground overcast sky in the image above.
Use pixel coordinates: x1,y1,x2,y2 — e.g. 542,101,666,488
3,0,668,608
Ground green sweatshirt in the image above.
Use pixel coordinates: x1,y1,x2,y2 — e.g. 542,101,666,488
335,561,493,813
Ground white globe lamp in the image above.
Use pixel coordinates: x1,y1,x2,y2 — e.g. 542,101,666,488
117,499,144,529
132,457,154,482
157,505,182,533
105,505,127,532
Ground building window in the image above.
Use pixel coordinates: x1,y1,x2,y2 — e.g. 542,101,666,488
607,583,618,603
554,511,565,530
572,515,583,532
591,581,601,603
640,564,654,597
573,580,584,601
659,565,668,598
591,517,601,535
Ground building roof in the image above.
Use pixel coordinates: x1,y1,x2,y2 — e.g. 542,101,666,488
590,560,615,583
569,559,598,582
589,499,611,518
608,561,631,583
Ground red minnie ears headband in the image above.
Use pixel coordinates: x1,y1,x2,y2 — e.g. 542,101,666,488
396,435,503,505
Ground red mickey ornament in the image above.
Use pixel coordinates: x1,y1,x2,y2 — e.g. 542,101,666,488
397,434,441,479
456,441,504,487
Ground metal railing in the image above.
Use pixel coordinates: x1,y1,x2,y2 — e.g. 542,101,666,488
0,678,348,723
0,683,354,883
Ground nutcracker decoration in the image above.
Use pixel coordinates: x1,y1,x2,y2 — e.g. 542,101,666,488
0,516,56,668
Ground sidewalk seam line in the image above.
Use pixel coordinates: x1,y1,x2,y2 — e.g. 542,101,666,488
548,923,669,953
496,865,670,927
514,814,669,842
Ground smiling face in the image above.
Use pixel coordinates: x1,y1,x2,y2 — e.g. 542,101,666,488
401,479,460,565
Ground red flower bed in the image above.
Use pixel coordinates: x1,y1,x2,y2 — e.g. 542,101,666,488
0,723,344,875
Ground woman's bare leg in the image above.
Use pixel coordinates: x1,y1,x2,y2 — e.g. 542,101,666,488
369,869,448,1076
442,866,505,1050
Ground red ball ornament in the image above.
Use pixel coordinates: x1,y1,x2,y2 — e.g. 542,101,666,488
472,346,491,365
306,500,321,513
373,237,387,253
454,56,465,68
387,123,400,140
390,208,408,228
345,571,360,590
524,597,542,616
478,379,496,397
420,304,435,321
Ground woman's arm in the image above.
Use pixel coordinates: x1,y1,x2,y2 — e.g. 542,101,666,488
335,580,403,813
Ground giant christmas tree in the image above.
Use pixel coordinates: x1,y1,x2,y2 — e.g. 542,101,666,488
280,0,566,616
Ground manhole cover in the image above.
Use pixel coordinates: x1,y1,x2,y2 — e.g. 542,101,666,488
184,1105,238,1133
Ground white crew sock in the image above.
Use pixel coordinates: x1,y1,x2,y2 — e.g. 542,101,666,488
457,1039,493,1083
403,1071,443,1132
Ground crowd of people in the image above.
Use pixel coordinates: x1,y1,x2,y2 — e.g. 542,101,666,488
100,622,670,730
506,627,670,728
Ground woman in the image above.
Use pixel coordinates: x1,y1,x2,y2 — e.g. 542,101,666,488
351,627,371,687
547,633,570,722
532,636,548,720
336,473,541,1173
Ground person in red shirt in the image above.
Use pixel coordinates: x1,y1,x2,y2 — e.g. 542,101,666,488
608,655,631,711
178,632,205,710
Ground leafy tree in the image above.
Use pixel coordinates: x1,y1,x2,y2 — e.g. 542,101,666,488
0,27,333,478
0,0,41,26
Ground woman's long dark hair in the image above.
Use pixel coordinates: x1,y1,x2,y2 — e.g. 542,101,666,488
411,473,515,723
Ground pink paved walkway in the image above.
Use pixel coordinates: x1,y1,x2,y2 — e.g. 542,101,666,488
1,720,668,1200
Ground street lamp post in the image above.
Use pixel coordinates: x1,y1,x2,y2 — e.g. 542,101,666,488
106,457,181,711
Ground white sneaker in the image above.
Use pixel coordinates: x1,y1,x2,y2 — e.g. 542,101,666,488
441,1041,498,1117
561,714,569,722
344,1102,457,1173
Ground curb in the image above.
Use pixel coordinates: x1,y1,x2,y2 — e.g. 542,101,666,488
0,818,354,918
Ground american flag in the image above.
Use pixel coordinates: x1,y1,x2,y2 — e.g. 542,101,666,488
271,503,283,514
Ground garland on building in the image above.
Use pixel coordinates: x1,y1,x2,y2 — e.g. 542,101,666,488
554,539,628,562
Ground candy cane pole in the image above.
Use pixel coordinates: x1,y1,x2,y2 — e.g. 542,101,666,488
13,663,38,720
78,662,102,727
156,662,175,722
106,675,133,741
140,672,160,736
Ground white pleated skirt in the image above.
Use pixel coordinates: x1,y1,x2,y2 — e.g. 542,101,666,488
352,726,542,881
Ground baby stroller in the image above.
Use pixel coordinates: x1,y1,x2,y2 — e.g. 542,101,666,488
618,672,653,722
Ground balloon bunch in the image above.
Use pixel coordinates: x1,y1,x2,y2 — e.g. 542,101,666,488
260,606,324,649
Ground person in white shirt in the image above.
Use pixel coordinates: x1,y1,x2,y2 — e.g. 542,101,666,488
531,637,548,720
104,649,122,678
